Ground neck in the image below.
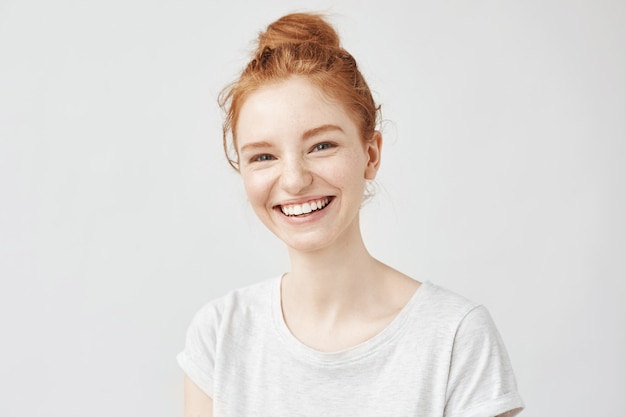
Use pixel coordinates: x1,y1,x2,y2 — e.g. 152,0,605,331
283,223,383,312
278,218,420,352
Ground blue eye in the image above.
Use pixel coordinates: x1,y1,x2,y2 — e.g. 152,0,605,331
313,142,334,152
252,154,275,162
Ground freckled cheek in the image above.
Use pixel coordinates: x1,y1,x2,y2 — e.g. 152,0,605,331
325,155,367,186
242,173,274,208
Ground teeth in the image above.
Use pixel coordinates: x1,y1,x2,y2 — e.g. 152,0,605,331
280,198,330,217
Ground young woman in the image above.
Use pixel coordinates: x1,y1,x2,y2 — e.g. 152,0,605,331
178,12,524,417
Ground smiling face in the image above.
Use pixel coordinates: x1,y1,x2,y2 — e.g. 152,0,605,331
235,76,382,253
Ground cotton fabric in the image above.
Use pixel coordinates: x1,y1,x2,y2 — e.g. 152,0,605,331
178,277,524,416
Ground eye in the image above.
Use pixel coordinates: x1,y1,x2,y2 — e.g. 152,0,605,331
251,153,275,162
311,142,335,152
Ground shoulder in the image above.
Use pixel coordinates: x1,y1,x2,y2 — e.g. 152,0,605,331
436,288,523,415
178,277,278,360
189,276,278,328
415,281,483,326
177,276,279,396
406,281,506,352
421,282,503,339
420,281,477,309
417,283,524,416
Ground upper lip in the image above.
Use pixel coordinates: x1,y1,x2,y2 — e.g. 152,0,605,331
273,195,334,208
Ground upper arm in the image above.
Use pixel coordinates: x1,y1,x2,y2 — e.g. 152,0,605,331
184,375,213,417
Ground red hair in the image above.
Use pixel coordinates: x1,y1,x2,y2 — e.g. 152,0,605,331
219,13,381,170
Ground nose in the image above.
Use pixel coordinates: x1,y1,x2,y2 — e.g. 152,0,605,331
279,157,313,194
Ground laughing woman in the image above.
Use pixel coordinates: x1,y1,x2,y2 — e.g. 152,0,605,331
177,12,524,417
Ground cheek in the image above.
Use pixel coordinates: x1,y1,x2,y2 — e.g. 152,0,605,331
332,150,368,183
242,172,271,207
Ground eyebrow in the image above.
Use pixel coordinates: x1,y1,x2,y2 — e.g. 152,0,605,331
239,124,345,154
302,124,344,140
239,141,273,154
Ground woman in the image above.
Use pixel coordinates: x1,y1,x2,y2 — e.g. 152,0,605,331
178,12,524,417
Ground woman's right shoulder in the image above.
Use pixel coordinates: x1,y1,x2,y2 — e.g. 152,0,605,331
189,276,278,325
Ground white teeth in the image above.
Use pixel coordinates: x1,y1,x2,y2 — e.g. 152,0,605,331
280,198,330,217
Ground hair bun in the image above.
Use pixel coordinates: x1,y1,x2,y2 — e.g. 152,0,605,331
256,13,340,53
220,12,379,171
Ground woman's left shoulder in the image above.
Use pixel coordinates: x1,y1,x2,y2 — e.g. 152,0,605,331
414,281,484,321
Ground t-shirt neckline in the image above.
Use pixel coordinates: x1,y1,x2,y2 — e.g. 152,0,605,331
271,275,431,366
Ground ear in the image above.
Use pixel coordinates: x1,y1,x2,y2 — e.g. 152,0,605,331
364,131,383,180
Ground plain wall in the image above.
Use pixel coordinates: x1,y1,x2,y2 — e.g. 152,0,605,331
1,0,624,416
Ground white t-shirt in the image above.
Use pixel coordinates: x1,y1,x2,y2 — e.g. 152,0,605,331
178,277,524,417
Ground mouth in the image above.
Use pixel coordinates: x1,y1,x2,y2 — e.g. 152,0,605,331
276,197,334,217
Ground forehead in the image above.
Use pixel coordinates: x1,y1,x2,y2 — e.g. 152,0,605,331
235,77,358,146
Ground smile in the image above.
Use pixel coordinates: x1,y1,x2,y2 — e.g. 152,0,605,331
278,197,333,217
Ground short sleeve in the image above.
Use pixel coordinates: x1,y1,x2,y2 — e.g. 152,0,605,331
177,302,221,398
444,305,524,417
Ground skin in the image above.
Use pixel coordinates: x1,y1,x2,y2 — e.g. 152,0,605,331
183,75,420,416
184,375,212,417
237,76,379,255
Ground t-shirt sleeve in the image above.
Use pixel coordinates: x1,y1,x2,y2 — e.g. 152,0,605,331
177,301,221,398
444,305,524,417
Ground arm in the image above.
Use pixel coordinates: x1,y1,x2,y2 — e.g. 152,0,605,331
184,375,213,417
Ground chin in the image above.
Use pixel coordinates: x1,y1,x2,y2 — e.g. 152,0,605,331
276,232,336,254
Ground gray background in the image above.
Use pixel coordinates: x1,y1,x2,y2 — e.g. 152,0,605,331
1,0,624,416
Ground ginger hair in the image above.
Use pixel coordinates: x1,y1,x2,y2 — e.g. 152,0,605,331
218,12,381,170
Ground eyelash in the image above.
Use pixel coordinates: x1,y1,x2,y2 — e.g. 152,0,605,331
251,154,275,163
249,142,335,163
311,142,335,152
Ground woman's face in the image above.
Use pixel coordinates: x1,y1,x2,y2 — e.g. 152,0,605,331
235,76,381,253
